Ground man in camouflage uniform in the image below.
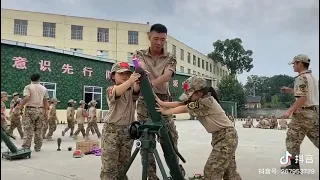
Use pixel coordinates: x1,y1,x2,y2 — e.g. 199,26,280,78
255,117,270,129
281,54,319,173
269,113,278,129
1,92,11,140
8,97,24,139
9,92,20,114
62,99,76,137
45,98,60,141
20,73,49,151
135,23,179,180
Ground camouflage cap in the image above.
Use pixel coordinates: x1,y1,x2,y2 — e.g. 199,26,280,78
289,54,310,65
12,92,20,96
180,76,207,99
89,100,97,105
111,62,132,73
68,99,76,103
1,92,11,98
49,97,60,103
79,100,86,104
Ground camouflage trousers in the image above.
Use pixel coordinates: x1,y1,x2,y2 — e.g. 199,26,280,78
73,124,86,138
45,117,57,139
86,120,101,138
286,107,319,157
63,117,75,136
100,123,133,180
22,107,44,150
1,120,8,143
8,116,24,139
137,95,179,180
204,127,242,180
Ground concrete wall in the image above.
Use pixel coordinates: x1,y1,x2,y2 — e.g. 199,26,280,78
239,108,287,118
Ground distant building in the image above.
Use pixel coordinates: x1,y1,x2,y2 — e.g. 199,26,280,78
245,96,262,108
1,8,230,88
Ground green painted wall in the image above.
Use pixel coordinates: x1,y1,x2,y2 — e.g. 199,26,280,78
1,43,212,110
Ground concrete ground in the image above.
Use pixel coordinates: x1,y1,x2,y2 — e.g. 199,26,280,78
1,121,319,180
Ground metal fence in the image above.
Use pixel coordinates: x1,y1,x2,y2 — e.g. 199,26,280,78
220,101,237,118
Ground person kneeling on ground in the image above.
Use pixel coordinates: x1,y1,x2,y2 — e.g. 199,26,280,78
255,116,270,129
155,76,242,180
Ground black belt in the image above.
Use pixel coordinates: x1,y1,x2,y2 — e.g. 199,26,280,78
301,106,318,110
26,106,43,109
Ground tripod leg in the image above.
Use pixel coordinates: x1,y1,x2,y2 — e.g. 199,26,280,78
118,147,140,179
142,147,149,180
153,149,169,180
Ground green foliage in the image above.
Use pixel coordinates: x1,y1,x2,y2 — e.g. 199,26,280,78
244,74,295,108
208,38,254,75
218,74,246,112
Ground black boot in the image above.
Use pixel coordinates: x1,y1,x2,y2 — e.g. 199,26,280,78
281,157,301,174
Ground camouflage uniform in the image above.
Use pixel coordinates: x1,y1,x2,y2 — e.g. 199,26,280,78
85,100,101,139
279,118,288,130
242,116,253,128
101,62,138,180
62,99,76,137
256,119,270,129
269,114,278,129
135,49,179,180
45,98,60,141
22,82,49,151
8,97,24,139
73,100,87,139
1,92,11,143
182,76,242,180
282,54,319,172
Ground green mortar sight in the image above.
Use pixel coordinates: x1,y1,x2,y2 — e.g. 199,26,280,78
118,57,186,180
1,127,31,160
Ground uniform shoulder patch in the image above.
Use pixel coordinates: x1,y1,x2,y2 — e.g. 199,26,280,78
299,84,307,92
187,101,200,110
108,86,114,95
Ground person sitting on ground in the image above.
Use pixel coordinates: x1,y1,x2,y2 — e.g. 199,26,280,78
243,116,253,128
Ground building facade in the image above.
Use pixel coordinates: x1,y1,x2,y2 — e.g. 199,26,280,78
1,8,229,85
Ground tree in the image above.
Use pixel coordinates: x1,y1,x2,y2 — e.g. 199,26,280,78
208,38,254,75
244,74,295,108
218,74,246,112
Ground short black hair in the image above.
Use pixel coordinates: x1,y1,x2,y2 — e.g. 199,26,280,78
302,62,310,69
30,73,41,81
150,24,167,34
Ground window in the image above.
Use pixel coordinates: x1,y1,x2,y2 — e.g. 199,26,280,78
202,59,205,69
97,50,109,59
97,28,109,42
187,53,191,63
84,86,102,109
193,55,196,66
43,22,56,38
198,72,200,75
206,62,209,71
187,68,191,74
180,66,184,73
197,58,201,67
128,31,139,45
40,82,56,99
71,25,83,40
172,45,176,57
209,63,212,72
127,52,133,63
70,48,83,53
193,70,196,75
14,19,28,36
213,65,216,74
180,49,184,60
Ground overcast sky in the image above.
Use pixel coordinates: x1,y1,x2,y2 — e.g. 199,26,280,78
2,0,319,83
